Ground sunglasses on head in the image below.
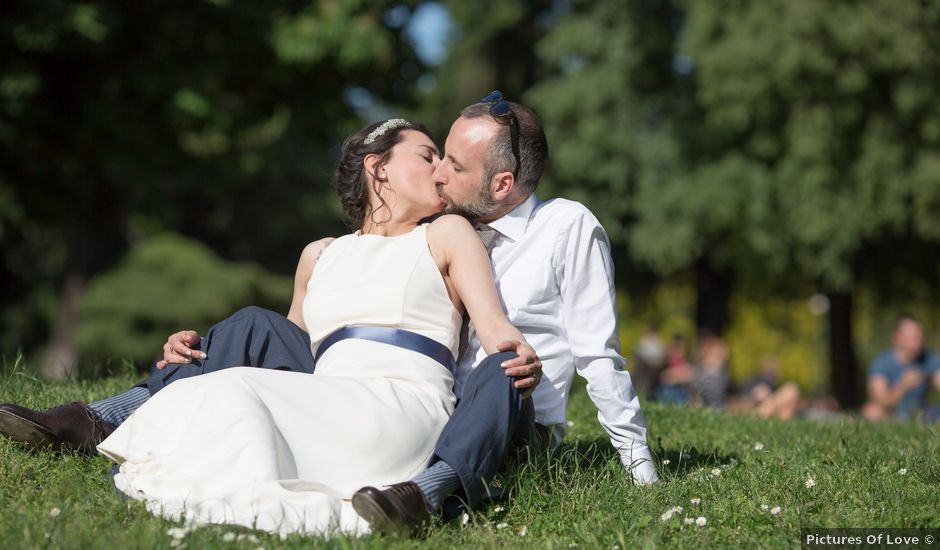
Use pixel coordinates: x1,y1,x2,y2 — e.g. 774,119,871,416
481,90,520,179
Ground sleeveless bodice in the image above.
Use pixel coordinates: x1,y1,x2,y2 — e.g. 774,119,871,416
302,224,462,362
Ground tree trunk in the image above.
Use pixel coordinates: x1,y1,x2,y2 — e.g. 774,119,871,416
827,291,859,409
40,273,84,379
695,259,731,337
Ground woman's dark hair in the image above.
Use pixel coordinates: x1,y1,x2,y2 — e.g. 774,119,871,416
333,119,432,229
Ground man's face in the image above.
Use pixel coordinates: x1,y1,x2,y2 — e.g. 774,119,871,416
893,319,924,361
433,116,500,221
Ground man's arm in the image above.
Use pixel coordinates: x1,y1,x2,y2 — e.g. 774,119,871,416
868,370,923,410
557,208,658,484
928,353,940,393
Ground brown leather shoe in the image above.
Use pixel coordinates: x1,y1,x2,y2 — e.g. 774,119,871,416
351,481,431,537
0,402,115,455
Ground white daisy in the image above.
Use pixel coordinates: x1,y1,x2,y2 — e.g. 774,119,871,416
660,506,684,522
166,527,191,540
805,478,816,488
695,516,707,526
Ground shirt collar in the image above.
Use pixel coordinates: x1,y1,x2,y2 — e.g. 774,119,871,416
485,193,540,243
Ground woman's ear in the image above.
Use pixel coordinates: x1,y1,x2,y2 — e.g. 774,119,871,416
363,153,380,180
364,153,389,185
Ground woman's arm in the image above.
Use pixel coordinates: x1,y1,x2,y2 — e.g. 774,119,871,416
427,215,541,388
286,237,335,330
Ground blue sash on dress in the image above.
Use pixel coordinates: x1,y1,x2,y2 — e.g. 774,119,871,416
314,326,457,374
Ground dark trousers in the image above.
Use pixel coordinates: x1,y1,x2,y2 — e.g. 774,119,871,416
135,306,314,395
431,352,533,506
132,306,532,508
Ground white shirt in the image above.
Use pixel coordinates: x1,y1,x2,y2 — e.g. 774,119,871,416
455,194,658,484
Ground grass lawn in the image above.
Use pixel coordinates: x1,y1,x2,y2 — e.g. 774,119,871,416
0,365,937,549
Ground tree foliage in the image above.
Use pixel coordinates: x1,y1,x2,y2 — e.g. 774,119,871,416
529,0,940,288
527,0,940,404
75,234,291,373
413,0,553,140
0,0,426,368
634,0,940,290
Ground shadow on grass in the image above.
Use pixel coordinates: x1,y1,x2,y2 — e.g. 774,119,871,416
653,444,739,477
508,437,738,478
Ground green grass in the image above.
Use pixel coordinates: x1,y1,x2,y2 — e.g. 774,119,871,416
0,364,937,549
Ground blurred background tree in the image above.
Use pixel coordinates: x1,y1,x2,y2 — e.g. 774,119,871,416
411,0,554,140
0,0,427,376
526,0,940,408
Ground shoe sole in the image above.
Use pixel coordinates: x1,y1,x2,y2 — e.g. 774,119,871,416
0,410,58,451
351,492,408,537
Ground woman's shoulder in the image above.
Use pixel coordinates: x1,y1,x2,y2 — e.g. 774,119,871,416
426,215,478,262
428,214,475,235
297,236,341,271
301,237,337,258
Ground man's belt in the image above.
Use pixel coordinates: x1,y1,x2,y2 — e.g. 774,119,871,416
314,325,457,374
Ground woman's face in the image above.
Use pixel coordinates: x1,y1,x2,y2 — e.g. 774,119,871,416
379,130,445,218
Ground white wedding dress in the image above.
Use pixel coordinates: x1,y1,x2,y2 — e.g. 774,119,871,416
97,225,461,536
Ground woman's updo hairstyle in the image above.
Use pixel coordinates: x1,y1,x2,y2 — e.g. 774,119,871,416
334,118,432,229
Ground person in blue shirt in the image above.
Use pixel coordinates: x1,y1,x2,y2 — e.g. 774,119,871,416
862,316,940,421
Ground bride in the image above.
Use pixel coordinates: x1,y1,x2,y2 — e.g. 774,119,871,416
96,118,540,536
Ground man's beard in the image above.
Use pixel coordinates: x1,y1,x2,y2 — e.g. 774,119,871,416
441,181,499,221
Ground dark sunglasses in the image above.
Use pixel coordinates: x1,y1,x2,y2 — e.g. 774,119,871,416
481,90,520,179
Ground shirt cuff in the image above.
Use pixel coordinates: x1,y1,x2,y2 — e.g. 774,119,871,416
620,446,659,485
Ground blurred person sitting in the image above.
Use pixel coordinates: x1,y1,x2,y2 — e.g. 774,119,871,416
861,316,940,421
694,335,730,409
734,356,802,420
656,334,694,404
631,323,666,399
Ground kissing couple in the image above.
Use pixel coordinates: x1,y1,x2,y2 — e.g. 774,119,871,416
0,91,657,537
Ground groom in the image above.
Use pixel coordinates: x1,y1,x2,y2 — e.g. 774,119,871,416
349,93,657,534
0,92,656,533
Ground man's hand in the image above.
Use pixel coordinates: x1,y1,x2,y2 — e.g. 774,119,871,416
496,340,542,398
155,330,205,369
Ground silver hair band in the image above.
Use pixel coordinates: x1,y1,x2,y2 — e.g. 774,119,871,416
363,118,411,145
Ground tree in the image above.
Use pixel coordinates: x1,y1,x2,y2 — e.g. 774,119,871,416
529,0,940,407
0,0,427,374
413,0,554,140
75,234,291,373
527,0,734,333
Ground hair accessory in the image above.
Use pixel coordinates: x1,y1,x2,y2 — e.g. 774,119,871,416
363,118,411,145
480,90,520,178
